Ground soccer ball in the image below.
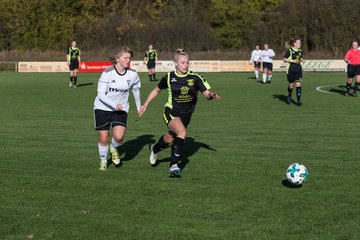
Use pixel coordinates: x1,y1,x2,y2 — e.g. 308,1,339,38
286,163,308,185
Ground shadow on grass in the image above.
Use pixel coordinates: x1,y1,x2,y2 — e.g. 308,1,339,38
108,134,155,167
273,94,296,104
155,137,216,171
328,85,347,95
281,179,303,189
76,82,94,88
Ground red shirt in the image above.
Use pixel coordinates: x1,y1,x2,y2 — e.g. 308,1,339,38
344,48,360,65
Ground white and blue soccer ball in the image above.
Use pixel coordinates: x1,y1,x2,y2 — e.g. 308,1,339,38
286,163,308,185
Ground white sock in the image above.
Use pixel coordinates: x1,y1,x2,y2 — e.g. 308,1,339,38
111,138,122,150
262,74,267,83
98,143,108,163
268,74,272,81
255,70,259,79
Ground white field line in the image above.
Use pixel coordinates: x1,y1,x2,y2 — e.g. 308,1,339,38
315,85,341,95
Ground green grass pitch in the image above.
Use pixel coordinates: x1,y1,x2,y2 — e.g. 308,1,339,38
0,71,359,240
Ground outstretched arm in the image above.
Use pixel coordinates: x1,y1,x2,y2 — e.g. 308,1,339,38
139,86,162,116
202,90,221,100
132,87,142,117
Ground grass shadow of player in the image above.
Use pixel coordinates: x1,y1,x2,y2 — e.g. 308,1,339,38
281,179,303,189
107,134,155,167
155,137,216,171
328,85,347,95
76,82,94,88
273,94,296,104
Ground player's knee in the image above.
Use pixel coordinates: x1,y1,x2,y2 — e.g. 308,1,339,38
99,136,108,145
113,135,123,143
164,133,174,144
177,129,187,139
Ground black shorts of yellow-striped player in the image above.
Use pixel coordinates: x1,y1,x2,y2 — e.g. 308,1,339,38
163,107,192,128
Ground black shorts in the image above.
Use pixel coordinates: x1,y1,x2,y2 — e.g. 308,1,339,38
347,64,360,78
253,61,261,68
69,61,79,71
263,62,273,71
163,107,192,128
287,65,303,83
94,109,128,131
147,60,156,70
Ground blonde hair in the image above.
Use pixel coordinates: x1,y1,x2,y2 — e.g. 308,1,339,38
174,48,189,61
109,45,132,64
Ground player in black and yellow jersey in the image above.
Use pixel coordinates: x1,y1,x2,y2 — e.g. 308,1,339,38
140,49,221,177
143,44,158,81
283,38,304,105
67,41,81,88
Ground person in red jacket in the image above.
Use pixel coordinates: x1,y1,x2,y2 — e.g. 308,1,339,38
344,41,360,96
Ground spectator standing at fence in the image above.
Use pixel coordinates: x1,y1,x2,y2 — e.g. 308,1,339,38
67,41,81,88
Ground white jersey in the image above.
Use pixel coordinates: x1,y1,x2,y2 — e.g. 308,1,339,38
94,66,141,112
261,49,275,63
250,49,262,62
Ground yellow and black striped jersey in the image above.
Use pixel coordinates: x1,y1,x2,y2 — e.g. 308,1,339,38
144,50,158,62
158,70,211,115
67,47,80,62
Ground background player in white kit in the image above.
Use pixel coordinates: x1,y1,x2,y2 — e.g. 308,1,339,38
250,44,262,81
261,44,275,84
93,46,142,170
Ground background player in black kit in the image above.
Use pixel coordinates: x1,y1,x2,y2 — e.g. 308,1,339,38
143,44,158,81
140,49,221,177
283,38,304,105
67,41,81,88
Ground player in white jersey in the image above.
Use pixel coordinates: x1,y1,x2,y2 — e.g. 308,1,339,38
261,44,276,84
93,46,142,170
250,44,262,81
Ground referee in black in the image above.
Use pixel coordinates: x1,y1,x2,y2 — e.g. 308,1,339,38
67,41,81,88
143,44,158,81
140,49,221,177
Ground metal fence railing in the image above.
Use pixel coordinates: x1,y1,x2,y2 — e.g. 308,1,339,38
0,62,18,72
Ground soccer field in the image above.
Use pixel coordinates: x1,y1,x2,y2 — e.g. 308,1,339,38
0,72,359,240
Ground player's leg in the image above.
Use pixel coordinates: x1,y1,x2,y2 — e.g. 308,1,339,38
110,111,127,166
150,130,173,165
295,81,302,106
167,117,186,176
110,125,126,166
345,78,353,96
262,67,268,84
352,66,360,96
287,80,294,105
254,62,259,80
94,109,111,170
345,65,354,96
152,69,157,81
147,65,153,81
98,130,109,170
149,107,174,165
267,69,273,83
69,70,74,87
73,69,78,88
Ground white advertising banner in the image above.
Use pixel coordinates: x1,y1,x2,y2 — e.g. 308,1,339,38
272,59,346,72
18,60,347,73
18,62,68,72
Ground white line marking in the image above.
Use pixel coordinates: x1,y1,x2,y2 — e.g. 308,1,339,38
315,85,341,94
